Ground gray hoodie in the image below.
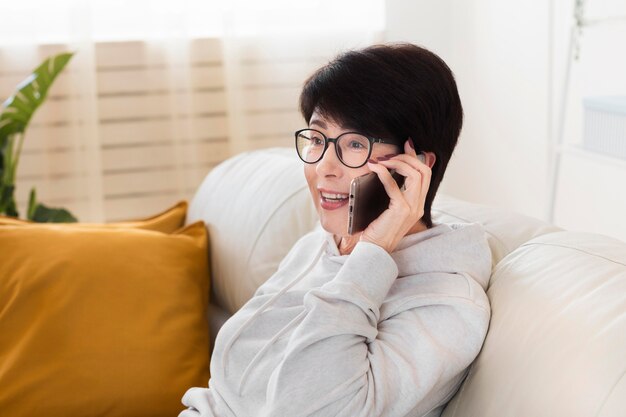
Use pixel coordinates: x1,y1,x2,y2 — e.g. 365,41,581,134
180,222,492,417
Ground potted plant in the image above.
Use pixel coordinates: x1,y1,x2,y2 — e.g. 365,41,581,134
0,52,78,222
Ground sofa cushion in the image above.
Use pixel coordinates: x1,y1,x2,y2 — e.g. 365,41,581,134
441,231,626,417
432,194,561,272
0,200,188,233
188,147,318,314
0,220,210,417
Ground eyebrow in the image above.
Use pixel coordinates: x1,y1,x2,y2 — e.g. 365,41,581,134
309,118,359,132
309,119,327,129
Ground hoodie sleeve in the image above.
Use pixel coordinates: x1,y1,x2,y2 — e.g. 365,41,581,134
262,241,491,417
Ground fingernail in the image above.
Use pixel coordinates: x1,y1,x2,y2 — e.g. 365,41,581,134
368,159,378,164
407,139,415,149
377,156,390,161
384,153,398,158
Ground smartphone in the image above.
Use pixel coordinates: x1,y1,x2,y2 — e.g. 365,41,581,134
347,153,425,235
348,170,403,235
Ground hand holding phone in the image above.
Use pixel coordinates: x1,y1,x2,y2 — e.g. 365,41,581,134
348,153,425,235
348,170,402,235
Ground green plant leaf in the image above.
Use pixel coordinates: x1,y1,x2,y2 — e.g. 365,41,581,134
0,183,18,217
0,137,8,180
0,53,75,221
30,201,78,223
0,141,4,174
0,52,74,139
27,187,37,220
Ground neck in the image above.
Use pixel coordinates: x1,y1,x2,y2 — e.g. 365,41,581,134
336,234,359,256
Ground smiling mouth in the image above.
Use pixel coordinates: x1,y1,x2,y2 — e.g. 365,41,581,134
320,191,349,201
319,191,349,210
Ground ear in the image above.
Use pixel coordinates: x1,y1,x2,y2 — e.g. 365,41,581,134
420,151,436,169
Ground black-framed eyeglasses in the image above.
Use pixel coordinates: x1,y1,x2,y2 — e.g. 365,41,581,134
295,128,400,168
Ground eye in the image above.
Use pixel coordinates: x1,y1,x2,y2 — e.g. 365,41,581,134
312,135,325,146
347,140,366,149
340,134,369,151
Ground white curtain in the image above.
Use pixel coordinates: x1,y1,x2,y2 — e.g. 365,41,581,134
0,0,384,222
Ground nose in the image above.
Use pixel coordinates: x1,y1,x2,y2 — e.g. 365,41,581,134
316,142,344,177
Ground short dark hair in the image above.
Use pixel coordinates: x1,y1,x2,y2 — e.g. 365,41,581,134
299,43,464,228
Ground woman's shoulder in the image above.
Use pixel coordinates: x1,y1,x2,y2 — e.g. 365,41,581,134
382,221,492,318
392,221,492,289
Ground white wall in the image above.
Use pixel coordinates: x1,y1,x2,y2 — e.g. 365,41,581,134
550,0,626,241
383,0,453,60
385,0,626,242
385,0,550,218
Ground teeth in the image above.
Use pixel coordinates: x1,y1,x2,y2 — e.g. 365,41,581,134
321,192,348,200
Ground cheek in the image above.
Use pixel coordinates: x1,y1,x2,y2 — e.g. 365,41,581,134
304,165,319,202
350,167,373,183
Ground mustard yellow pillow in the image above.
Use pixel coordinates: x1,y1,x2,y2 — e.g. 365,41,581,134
0,200,188,233
0,221,210,417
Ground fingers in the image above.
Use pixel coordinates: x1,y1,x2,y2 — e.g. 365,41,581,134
373,140,432,208
404,137,417,157
377,142,425,174
377,159,428,204
384,140,425,169
404,138,426,163
376,156,421,177
379,151,430,180
366,159,405,202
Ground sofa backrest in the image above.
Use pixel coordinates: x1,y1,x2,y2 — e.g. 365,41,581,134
431,195,561,272
188,147,318,314
442,230,626,417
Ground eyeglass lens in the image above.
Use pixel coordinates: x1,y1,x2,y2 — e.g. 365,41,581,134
296,129,371,167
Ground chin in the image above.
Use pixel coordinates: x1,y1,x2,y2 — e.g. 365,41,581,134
319,214,347,237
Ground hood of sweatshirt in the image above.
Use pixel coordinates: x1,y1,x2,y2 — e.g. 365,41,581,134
321,222,492,291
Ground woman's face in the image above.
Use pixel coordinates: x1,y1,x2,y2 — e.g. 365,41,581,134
304,111,402,238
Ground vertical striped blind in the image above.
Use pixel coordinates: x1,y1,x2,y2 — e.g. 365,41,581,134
0,34,378,221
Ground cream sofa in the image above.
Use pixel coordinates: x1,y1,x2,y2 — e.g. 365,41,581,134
187,147,626,417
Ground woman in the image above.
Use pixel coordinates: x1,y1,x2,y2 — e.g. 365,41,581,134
181,43,492,417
